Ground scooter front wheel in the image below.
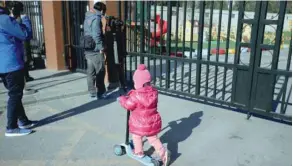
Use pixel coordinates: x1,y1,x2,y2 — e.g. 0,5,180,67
151,159,160,166
114,145,126,156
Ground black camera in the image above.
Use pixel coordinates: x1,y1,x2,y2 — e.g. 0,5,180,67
106,16,124,32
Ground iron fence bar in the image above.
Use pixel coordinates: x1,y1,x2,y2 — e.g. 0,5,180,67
259,44,274,50
181,1,187,92
247,1,266,115
271,1,286,71
284,85,292,113
205,1,214,97
154,2,157,54
134,1,138,68
286,39,292,71
280,77,289,114
242,19,255,24
124,1,128,81
166,1,172,89
159,4,163,55
213,1,223,98
128,52,235,68
147,2,151,68
195,1,205,95
231,1,245,102
256,68,292,77
281,29,292,115
262,20,278,25
160,4,163,87
129,2,133,79
153,2,157,85
174,1,180,90
147,2,150,53
140,1,145,64
222,1,233,101
251,107,292,122
187,1,195,93
128,2,132,52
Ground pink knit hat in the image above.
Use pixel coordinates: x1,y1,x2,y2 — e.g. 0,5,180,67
133,64,151,89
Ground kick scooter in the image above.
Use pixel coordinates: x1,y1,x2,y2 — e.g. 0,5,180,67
113,110,161,166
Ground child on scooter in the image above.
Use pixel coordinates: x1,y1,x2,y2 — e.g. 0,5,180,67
118,64,171,166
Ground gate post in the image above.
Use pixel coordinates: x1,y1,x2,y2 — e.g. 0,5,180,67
42,1,65,70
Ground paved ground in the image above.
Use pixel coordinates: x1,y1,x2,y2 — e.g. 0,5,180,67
0,70,291,166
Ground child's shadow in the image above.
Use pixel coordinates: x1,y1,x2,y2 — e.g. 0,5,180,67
145,111,203,165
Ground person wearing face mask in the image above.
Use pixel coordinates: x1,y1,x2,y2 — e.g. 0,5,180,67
0,1,38,137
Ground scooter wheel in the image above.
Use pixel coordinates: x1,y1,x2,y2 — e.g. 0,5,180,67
151,159,160,166
114,145,126,156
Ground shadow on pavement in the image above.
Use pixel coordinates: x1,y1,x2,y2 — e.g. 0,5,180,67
145,111,203,165
33,88,125,129
34,71,73,81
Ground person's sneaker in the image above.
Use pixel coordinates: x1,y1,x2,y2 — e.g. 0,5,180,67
26,76,35,82
90,93,97,98
162,150,171,166
5,128,33,137
97,93,107,100
18,120,38,129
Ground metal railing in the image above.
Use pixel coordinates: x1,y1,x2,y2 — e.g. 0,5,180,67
22,1,44,55
122,1,292,122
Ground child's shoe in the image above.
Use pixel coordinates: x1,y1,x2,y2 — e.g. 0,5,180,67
133,151,145,158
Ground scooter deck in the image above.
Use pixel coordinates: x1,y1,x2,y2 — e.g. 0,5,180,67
121,143,158,166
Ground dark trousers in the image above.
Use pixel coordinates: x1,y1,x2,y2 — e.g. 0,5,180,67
85,53,106,96
24,62,30,78
0,69,29,129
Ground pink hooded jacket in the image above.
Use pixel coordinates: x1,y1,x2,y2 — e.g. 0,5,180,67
119,64,162,136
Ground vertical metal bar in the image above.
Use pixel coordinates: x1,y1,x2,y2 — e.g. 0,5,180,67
129,2,133,79
181,1,187,92
125,111,130,144
222,1,233,100
147,2,151,68
213,1,223,98
153,2,157,54
188,1,195,93
166,1,172,89
286,38,292,71
159,4,164,55
231,1,245,102
124,1,128,81
160,4,163,87
281,30,291,114
140,1,145,64
271,1,286,70
246,1,263,113
147,2,151,54
153,2,157,85
196,2,205,95
174,1,180,90
134,1,138,68
205,1,214,97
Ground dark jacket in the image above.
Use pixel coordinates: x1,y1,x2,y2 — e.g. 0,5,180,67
83,9,104,52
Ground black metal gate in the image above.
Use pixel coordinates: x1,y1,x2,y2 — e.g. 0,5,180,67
22,1,44,52
122,1,292,122
62,1,89,71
